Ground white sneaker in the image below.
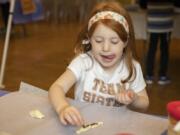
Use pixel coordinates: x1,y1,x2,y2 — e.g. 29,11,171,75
145,76,154,84
158,76,171,85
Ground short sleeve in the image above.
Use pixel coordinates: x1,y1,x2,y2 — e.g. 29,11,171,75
67,56,84,81
129,62,146,93
67,54,92,81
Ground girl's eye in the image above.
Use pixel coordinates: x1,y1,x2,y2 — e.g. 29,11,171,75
111,39,119,44
95,40,103,43
111,41,119,44
94,37,103,43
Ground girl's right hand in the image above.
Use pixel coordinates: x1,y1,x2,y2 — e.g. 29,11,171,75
59,105,84,126
115,90,137,105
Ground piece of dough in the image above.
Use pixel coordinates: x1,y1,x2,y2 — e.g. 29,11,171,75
76,122,103,134
29,109,45,119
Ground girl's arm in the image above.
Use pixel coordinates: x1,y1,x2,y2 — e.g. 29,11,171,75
128,89,149,112
48,69,84,126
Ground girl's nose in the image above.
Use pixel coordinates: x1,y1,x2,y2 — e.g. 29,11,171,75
102,41,110,52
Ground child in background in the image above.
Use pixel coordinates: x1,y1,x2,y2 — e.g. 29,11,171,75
139,0,174,85
49,1,149,126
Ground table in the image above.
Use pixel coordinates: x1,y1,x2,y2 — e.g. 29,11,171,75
0,91,168,135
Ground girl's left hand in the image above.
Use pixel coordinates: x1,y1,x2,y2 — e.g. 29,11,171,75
115,90,137,105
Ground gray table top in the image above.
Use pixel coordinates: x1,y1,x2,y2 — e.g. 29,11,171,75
0,91,168,135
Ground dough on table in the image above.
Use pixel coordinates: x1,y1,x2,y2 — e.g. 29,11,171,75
29,109,45,119
76,122,103,134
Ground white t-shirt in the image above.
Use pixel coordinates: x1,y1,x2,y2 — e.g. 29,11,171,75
68,53,146,106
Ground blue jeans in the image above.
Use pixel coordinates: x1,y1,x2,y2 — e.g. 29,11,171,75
146,32,171,77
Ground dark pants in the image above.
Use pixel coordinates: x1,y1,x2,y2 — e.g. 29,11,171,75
146,32,171,77
0,2,10,27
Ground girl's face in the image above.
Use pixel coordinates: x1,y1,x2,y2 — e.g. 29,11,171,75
90,23,126,72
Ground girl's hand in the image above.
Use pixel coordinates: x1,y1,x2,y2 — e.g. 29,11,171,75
115,90,137,105
58,105,84,126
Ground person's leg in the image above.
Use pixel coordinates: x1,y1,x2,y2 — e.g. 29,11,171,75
146,33,159,77
158,32,171,85
159,32,171,76
1,2,10,27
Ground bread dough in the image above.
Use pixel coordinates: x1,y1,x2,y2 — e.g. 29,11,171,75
29,109,45,119
76,122,103,134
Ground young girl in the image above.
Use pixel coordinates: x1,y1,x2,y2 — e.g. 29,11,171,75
49,1,149,126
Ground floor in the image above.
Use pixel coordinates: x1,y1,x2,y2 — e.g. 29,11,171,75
0,22,180,116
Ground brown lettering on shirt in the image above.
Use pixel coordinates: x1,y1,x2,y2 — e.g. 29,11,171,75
106,98,115,106
96,96,105,105
91,93,96,103
92,79,100,91
83,91,91,102
107,83,115,95
99,81,108,94
82,78,125,106
82,91,124,107
116,83,124,93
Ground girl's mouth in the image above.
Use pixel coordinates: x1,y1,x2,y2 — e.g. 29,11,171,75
101,54,115,62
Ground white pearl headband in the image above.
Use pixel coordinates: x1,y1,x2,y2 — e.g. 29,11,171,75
88,11,129,34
